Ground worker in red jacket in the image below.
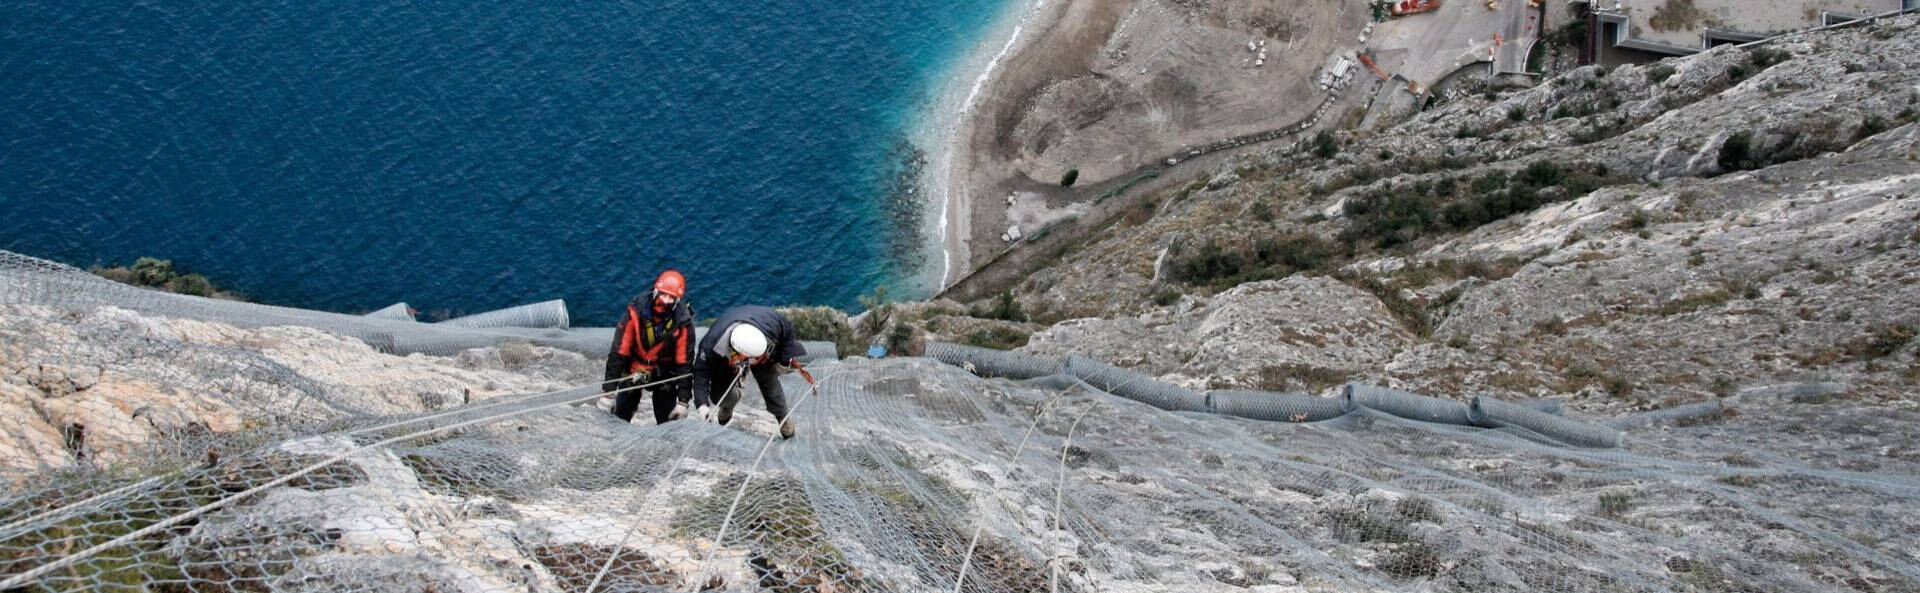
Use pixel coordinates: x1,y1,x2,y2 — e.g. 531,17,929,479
603,269,696,424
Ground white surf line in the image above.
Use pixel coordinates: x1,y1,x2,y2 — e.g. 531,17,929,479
938,0,1050,287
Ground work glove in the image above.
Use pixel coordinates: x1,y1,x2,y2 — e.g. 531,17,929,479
696,406,713,422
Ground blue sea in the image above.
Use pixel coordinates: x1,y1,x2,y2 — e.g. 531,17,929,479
0,0,1008,324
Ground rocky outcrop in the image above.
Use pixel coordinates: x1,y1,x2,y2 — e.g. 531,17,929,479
0,304,594,476
999,14,1920,411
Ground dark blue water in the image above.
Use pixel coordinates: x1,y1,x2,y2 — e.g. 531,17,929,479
0,0,1003,324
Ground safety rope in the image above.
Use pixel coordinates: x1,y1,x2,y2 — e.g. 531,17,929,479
3,378,639,537
1048,405,1097,593
580,367,753,593
951,370,1149,593
0,373,691,590
689,364,833,589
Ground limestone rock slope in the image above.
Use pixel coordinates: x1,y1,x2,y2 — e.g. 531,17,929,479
0,304,593,475
1004,15,1920,412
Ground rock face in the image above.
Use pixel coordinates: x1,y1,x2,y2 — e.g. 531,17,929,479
0,304,592,476
1186,276,1415,391
1003,15,1920,412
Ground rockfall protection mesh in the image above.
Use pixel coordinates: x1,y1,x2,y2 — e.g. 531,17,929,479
4,252,1920,592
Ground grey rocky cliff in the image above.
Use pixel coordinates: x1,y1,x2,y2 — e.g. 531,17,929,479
999,15,1920,413
0,304,594,475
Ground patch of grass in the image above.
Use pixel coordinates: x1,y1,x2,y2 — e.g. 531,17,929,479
1598,492,1634,516
1847,323,1916,361
1258,364,1352,393
1324,506,1417,545
1150,288,1181,307
1797,323,1916,367
969,290,1028,323
1654,289,1732,315
1604,376,1636,399
1340,161,1628,249
1338,272,1433,338
959,326,1032,350
1378,541,1444,579
1394,496,1445,524
1649,63,1677,84
402,446,523,501
534,544,678,590
1168,234,1346,290
1717,474,1764,487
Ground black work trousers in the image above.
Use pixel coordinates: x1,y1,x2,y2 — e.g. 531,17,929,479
611,373,691,425
703,362,789,423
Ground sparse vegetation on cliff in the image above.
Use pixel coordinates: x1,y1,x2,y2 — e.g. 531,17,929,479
90,257,236,299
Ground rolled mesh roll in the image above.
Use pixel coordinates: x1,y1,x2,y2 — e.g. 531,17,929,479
362,302,414,322
1064,355,1208,412
924,341,1064,379
1205,390,1347,422
1341,383,1473,426
1469,396,1624,449
436,299,570,330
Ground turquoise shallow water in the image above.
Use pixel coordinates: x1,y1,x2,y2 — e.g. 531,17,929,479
0,0,1006,324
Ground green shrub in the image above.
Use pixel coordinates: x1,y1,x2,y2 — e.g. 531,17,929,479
1150,288,1181,307
1312,131,1340,159
1060,169,1080,187
1507,106,1526,122
1717,131,1759,173
970,291,1028,322
1598,492,1634,516
1394,497,1445,524
885,324,914,356
960,326,1032,350
1169,234,1344,289
780,306,857,360
1649,63,1677,84
1251,200,1274,222
90,257,232,299
1847,324,1915,362
1748,46,1790,69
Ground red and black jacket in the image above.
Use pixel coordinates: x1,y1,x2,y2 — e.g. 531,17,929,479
603,291,695,385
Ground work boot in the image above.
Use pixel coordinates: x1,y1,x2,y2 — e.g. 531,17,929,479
716,387,741,426
779,418,796,440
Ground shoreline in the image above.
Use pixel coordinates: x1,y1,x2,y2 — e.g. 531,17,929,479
909,0,1052,292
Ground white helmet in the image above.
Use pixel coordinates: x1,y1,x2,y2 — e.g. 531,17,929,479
727,324,769,359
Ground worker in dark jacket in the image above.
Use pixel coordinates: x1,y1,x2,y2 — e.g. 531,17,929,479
603,270,696,424
691,305,808,439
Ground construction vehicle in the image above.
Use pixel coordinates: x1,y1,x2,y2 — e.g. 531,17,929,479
1390,0,1441,16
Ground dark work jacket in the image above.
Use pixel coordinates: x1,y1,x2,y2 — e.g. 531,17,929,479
602,292,695,390
691,305,807,407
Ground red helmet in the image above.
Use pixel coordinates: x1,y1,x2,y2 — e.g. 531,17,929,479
653,269,687,300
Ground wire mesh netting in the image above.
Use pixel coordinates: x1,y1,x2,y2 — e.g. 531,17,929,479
4,249,1920,592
